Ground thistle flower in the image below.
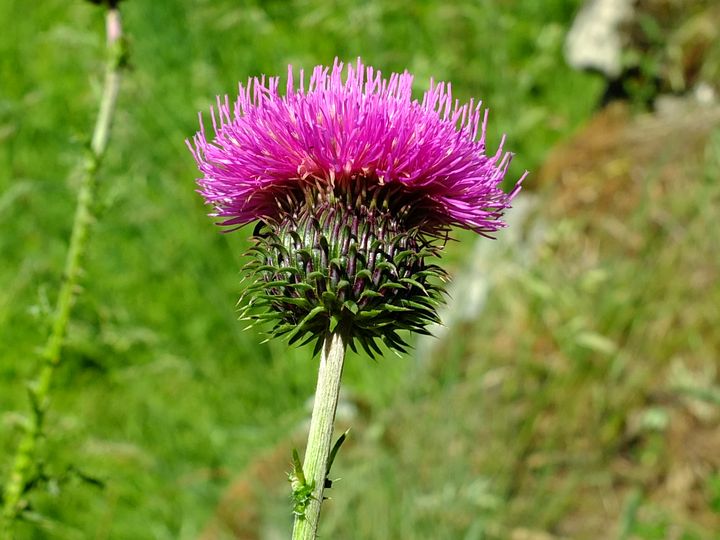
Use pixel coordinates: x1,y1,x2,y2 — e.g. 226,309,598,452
188,58,523,356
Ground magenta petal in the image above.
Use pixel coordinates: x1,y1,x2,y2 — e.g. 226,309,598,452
188,58,524,234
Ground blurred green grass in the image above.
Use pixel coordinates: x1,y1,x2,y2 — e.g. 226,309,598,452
4,0,718,539
320,124,720,539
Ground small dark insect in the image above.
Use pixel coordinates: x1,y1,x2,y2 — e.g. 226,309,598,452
86,0,124,7
324,429,349,490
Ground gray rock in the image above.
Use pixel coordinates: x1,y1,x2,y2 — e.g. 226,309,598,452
565,0,635,78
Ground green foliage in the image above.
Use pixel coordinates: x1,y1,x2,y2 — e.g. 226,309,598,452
288,449,315,520
318,116,720,539
0,0,652,537
620,1,720,107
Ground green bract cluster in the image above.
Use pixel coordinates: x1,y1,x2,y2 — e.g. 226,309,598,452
241,182,449,357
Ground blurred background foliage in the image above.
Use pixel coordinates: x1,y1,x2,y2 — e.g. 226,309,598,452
1,0,718,539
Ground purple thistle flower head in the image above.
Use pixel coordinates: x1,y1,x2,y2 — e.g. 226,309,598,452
189,58,523,235
188,59,525,355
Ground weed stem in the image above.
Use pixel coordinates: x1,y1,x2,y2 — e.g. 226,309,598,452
1,6,125,535
292,331,347,539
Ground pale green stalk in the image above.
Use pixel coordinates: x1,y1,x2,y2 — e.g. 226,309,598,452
292,332,347,540
1,7,125,536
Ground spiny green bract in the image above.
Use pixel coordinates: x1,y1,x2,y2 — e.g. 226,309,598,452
240,183,449,357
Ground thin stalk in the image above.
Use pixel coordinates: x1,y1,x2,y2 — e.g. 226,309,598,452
1,7,125,535
292,332,348,539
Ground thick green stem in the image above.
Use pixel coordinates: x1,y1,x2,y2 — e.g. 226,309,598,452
292,332,347,539
1,7,124,536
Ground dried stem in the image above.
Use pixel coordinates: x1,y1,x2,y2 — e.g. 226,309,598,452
1,6,125,536
292,332,347,539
